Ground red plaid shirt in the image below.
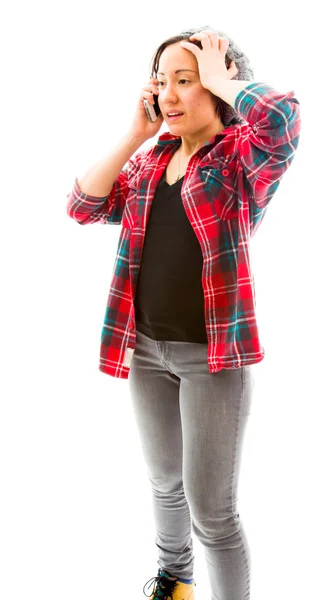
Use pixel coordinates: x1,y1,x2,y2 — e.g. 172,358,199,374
66,82,301,379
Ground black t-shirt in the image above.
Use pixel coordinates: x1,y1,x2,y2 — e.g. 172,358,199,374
134,168,208,343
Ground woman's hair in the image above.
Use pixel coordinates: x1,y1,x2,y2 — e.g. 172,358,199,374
149,25,255,127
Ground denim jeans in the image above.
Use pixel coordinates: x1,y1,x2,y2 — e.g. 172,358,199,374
128,328,254,600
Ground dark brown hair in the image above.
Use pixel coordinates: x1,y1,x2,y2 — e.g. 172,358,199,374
149,25,255,127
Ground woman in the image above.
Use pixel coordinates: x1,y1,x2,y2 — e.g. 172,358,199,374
66,26,301,600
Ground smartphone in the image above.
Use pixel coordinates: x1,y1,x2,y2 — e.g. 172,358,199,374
144,93,162,122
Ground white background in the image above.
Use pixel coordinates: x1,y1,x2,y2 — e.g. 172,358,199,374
1,1,335,599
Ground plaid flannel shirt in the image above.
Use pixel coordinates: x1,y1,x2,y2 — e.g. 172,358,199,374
66,81,301,379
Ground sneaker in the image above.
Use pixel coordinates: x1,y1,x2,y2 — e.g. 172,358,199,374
142,567,196,600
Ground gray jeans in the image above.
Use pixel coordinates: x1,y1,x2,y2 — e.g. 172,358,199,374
128,328,254,600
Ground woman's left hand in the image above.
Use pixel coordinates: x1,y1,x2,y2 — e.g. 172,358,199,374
180,30,238,93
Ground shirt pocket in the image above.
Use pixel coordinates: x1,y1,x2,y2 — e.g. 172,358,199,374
198,153,239,221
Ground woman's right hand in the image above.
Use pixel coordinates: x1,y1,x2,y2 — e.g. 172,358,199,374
128,77,164,140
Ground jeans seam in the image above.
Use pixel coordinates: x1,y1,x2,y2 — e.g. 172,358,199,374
232,367,251,596
156,340,174,374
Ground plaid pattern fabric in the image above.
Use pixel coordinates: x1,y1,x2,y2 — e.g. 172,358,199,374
66,82,301,379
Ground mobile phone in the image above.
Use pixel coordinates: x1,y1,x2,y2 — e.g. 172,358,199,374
144,93,162,122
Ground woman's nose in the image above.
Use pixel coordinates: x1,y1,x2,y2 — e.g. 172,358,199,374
161,84,178,101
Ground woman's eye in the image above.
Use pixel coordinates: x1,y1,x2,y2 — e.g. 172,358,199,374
157,80,189,87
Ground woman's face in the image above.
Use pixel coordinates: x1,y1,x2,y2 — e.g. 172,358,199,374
156,42,220,134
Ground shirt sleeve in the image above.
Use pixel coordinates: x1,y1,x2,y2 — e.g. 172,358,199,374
234,82,301,210
66,148,148,225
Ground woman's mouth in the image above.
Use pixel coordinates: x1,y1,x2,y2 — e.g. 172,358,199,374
167,113,184,121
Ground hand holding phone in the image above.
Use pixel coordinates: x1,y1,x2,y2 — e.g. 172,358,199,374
127,78,163,141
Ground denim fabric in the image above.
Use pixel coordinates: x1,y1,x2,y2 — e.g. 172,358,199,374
128,328,254,600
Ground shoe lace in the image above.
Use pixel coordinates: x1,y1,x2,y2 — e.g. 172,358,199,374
143,572,179,599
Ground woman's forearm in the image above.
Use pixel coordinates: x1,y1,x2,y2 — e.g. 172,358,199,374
77,132,147,197
212,79,256,109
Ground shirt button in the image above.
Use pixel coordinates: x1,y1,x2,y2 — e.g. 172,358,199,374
129,322,134,330
222,169,229,176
